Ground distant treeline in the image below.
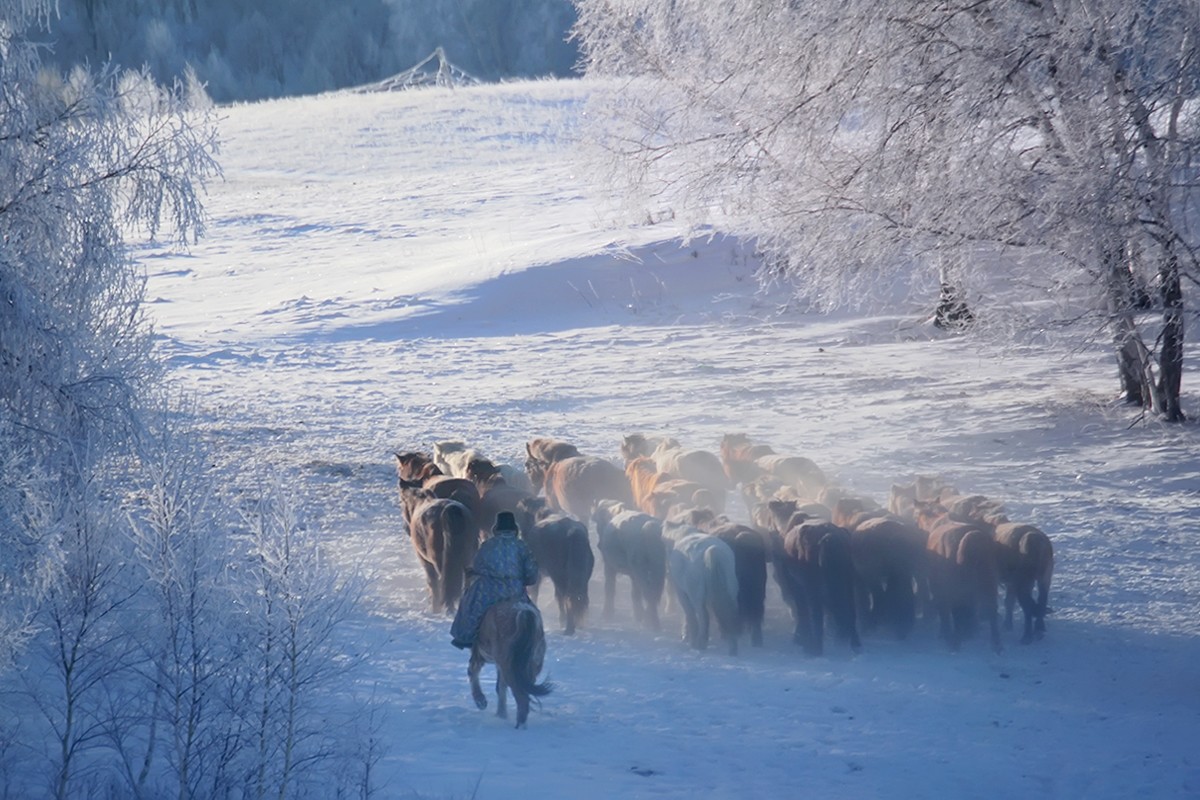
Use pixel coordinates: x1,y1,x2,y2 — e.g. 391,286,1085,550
38,0,580,102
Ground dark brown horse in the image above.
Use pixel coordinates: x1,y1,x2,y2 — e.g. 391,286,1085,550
515,497,595,635
773,519,861,656
397,480,477,614
592,499,667,630
468,599,552,728
845,515,927,640
915,501,1002,653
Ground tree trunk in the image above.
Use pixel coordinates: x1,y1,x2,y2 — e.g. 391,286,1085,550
1158,245,1186,422
1105,244,1151,406
933,265,973,330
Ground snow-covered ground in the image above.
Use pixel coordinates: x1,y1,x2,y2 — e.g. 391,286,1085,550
141,79,1200,798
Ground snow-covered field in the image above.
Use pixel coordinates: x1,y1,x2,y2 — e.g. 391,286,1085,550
141,79,1200,798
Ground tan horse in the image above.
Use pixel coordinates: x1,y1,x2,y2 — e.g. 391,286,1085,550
622,434,730,512
719,433,827,498
528,455,634,526
468,599,552,728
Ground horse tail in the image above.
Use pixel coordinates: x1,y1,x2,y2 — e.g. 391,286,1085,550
511,606,553,699
818,531,860,645
439,501,475,611
705,541,741,647
957,528,995,578
1022,530,1054,616
568,524,595,617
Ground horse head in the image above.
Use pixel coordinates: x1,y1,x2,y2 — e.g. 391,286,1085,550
620,433,652,462
395,450,441,482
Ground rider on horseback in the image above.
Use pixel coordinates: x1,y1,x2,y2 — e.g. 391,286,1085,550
450,511,539,649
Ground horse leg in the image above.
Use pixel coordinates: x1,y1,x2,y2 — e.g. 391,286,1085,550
695,590,710,651
604,567,618,621
1003,584,1017,631
468,649,487,710
629,576,644,624
421,560,443,613
1034,575,1050,639
494,669,509,721
674,585,698,648
1014,578,1037,645
556,583,573,635
805,584,824,657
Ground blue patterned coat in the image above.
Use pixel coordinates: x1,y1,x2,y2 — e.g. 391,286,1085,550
450,530,539,646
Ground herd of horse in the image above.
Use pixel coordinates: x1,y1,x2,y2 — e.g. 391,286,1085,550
393,433,1056,727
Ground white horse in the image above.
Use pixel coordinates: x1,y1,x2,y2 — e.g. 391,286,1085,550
667,532,741,655
433,439,533,493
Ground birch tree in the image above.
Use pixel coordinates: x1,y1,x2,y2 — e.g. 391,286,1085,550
574,0,1199,421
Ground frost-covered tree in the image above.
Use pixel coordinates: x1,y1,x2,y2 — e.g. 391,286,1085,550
574,1,1198,421
0,0,218,665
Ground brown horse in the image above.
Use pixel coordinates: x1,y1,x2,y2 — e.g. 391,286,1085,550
525,437,581,466
719,433,827,498
914,501,1001,653
468,599,552,728
976,515,1054,644
592,500,667,630
397,480,477,614
515,497,595,635
528,455,634,527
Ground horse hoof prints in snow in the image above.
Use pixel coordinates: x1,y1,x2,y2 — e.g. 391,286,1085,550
469,599,553,728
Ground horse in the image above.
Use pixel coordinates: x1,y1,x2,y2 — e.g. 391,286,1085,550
397,481,477,614
433,440,484,478
621,434,730,512
525,437,581,466
719,433,827,498
625,456,712,517
888,475,953,519
667,531,741,655
394,453,482,531
437,442,536,494
976,515,1054,644
468,599,552,728
740,474,801,518
845,515,927,640
772,519,861,656
528,455,634,527
515,497,595,635
914,500,1002,653
592,500,667,630
672,507,768,648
